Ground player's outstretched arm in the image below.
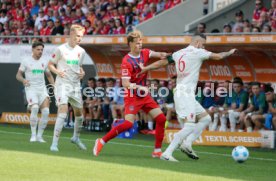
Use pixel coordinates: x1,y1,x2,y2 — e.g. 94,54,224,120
209,49,237,60
138,59,169,75
78,66,85,80
150,51,171,59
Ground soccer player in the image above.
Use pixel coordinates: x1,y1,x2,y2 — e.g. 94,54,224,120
48,24,87,152
16,42,54,142
137,34,237,161
93,30,170,157
227,79,248,132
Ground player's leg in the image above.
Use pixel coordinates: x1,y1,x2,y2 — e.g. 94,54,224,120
251,114,265,131
161,117,195,162
245,115,254,132
181,101,211,159
93,113,136,156
26,89,39,142
29,104,39,142
219,113,230,132
228,111,240,132
238,112,246,132
37,97,50,142
147,107,166,157
70,105,87,150
210,111,219,131
50,104,68,151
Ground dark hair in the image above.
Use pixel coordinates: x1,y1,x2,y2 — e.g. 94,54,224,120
264,85,274,93
233,80,244,86
32,41,44,48
251,82,261,87
107,78,116,83
97,78,106,83
88,77,96,82
198,22,206,28
151,79,160,84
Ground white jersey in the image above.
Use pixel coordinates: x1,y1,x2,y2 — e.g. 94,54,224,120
19,56,50,88
50,43,85,85
171,45,211,93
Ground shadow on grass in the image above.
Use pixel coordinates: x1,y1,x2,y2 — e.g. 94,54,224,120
0,124,276,181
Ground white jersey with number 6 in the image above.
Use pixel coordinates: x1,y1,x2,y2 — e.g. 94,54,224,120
172,45,211,93
171,45,211,121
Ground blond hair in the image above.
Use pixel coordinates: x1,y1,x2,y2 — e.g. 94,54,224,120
127,30,143,46
70,24,85,33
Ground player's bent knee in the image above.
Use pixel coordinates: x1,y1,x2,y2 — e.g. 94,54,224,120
31,104,39,113
199,115,212,125
41,107,49,116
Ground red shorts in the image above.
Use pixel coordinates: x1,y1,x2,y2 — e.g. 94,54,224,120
124,96,159,115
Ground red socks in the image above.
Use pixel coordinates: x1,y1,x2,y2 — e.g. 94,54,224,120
154,114,166,149
102,120,133,143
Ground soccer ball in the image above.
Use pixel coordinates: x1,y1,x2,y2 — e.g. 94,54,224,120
232,146,249,163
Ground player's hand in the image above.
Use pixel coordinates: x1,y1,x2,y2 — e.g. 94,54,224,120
229,49,237,55
160,52,172,59
57,70,66,78
79,71,85,79
23,79,30,87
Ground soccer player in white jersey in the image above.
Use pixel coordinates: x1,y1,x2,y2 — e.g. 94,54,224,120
48,24,87,152
16,42,54,143
138,34,237,161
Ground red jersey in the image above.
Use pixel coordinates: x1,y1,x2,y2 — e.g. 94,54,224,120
121,49,151,97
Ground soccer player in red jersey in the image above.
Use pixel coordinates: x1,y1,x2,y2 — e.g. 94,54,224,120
93,30,170,158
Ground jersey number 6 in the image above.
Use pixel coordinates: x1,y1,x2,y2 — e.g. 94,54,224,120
178,58,185,72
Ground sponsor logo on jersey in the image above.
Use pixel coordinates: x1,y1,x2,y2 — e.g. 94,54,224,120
122,69,128,76
32,69,44,74
66,60,79,65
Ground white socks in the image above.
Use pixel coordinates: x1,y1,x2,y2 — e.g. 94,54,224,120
52,113,67,146
163,122,195,156
148,121,154,130
30,105,39,136
73,116,83,139
185,115,212,148
229,111,240,132
37,107,49,138
210,113,219,131
219,115,227,132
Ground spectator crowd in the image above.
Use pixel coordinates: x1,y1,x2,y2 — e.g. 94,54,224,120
0,0,182,44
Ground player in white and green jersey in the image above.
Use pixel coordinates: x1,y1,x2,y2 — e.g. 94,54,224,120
48,24,87,152
138,34,237,161
16,42,54,143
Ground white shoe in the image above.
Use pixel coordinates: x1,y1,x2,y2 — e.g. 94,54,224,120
179,144,199,160
36,137,46,143
30,135,37,142
50,144,59,152
71,137,87,150
160,153,179,162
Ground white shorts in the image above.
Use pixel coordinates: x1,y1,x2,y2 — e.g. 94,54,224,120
25,86,49,106
174,94,205,123
54,82,83,108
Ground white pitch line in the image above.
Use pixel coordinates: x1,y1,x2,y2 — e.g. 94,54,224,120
0,130,276,162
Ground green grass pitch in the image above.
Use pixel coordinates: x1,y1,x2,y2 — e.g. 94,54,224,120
0,124,276,181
